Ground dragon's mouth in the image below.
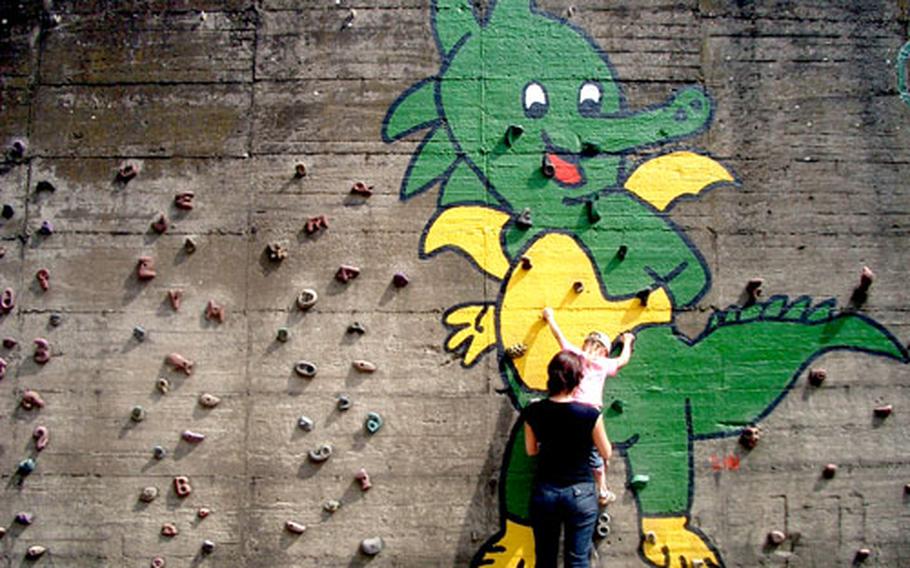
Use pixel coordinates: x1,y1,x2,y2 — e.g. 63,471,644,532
542,133,587,188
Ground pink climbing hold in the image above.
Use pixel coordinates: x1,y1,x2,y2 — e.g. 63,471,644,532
355,468,372,491
33,338,50,364
117,162,139,182
0,357,6,380
181,430,206,444
161,523,179,537
808,368,827,387
3,337,17,348
36,268,50,291
173,476,192,498
167,289,183,311
150,557,166,568
137,256,156,280
205,299,225,323
166,352,194,375
335,264,361,283
0,287,15,312
350,181,374,197
304,215,328,235
151,213,169,234
20,390,45,410
873,404,893,418
174,191,195,210
197,507,211,519
33,425,49,451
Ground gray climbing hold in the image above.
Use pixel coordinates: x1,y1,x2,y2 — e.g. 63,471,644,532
515,208,533,229
48,312,62,327
156,377,170,395
296,289,318,310
308,443,333,463
133,325,147,342
140,486,159,503
595,511,611,538
347,322,366,334
184,237,197,254
201,540,215,554
153,445,167,460
25,546,47,560
276,327,290,342
364,411,383,434
130,405,147,422
294,360,317,378
337,394,352,411
0,527,5,538
297,416,314,431
767,530,786,545
360,536,384,556
198,393,221,408
323,499,341,513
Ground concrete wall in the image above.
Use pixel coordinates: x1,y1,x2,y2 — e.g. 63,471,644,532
0,1,909,567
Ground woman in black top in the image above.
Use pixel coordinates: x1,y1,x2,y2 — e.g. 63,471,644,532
522,350,613,568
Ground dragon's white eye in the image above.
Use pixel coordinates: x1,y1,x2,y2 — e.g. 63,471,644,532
523,82,548,118
578,81,603,117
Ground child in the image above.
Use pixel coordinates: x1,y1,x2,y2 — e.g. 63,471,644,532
541,307,635,506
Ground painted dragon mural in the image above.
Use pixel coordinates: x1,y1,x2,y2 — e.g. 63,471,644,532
382,1,908,566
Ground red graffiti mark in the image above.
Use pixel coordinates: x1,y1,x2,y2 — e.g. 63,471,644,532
709,453,741,472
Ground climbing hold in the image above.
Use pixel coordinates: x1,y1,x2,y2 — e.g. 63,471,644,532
205,299,226,323
294,360,318,378
630,474,650,491
8,139,26,160
137,256,156,280
360,537,384,556
572,281,584,294
636,289,651,306
153,446,167,460
352,360,377,373
0,357,7,380
504,124,524,147
181,430,206,444
198,393,221,408
197,507,211,519
294,163,308,178
17,457,36,476
595,511,611,538
873,404,893,418
808,368,827,387
3,337,17,348
610,399,625,413
286,520,307,534
156,377,170,395
822,463,838,479
504,343,527,359
174,191,195,210
617,245,628,260
265,241,288,262
0,527,5,538
167,289,183,311
201,540,216,554
392,271,410,287
0,287,13,312
767,530,786,545
131,405,147,422
166,352,194,375
347,321,367,334
855,548,871,562
37,220,54,236
151,213,168,234
739,426,761,449
150,557,165,568
337,394,353,411
644,531,657,545
858,266,874,293
25,546,47,560
117,162,139,182
48,312,62,327
14,512,34,525
297,415,314,431
35,180,55,193
581,141,601,157
520,256,532,270
276,327,290,342
133,326,147,342
355,468,372,491
335,264,361,283
1,204,12,219
21,390,45,410
323,499,342,513
586,200,601,224
296,288,318,310
541,154,556,178
304,215,329,235
515,208,533,229
33,425,49,451
745,278,764,305
139,486,159,503
161,523,179,537
183,237,197,254
364,411,383,434
173,476,192,497
308,443,333,463
350,181,373,197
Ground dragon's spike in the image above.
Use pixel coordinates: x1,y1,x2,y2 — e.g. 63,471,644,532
382,78,441,143
781,296,811,320
805,299,837,322
738,302,763,322
400,127,458,200
760,295,788,319
439,160,491,206
486,0,535,26
431,0,481,56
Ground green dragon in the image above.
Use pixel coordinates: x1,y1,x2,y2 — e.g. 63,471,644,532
382,1,908,566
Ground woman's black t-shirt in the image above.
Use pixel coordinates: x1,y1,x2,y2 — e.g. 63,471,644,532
522,399,600,487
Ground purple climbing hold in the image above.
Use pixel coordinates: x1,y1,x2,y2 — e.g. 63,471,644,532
14,512,34,525
392,271,410,288
38,220,54,236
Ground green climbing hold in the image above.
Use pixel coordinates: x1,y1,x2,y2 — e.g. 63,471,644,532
630,474,650,491
610,399,625,413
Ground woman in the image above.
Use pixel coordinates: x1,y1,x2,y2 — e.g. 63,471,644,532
522,350,613,567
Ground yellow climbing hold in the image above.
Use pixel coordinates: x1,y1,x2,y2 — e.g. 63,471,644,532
422,205,511,280
625,151,735,212
640,516,720,568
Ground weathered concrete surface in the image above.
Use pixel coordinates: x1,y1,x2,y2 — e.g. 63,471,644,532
1,0,909,566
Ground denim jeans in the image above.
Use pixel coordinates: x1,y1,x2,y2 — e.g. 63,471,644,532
530,481,599,568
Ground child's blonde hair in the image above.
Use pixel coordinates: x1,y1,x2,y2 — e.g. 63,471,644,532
583,331,611,355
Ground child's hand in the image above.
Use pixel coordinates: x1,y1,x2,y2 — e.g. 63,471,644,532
621,332,635,344
542,307,554,321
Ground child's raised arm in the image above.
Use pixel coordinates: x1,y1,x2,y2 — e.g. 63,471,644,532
614,332,635,369
542,307,574,351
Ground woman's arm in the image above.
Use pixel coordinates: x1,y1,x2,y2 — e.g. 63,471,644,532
524,422,539,456
613,332,635,369
542,307,573,351
592,415,612,463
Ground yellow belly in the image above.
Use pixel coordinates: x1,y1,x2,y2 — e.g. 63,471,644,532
499,233,672,392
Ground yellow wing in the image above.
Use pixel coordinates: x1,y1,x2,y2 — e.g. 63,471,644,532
625,151,735,211
421,205,511,280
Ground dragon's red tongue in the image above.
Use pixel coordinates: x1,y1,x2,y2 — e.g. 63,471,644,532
547,153,582,185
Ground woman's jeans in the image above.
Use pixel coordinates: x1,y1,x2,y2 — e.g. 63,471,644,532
530,481,599,568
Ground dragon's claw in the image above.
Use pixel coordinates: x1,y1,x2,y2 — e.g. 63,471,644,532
444,302,498,366
641,517,723,568
473,521,536,568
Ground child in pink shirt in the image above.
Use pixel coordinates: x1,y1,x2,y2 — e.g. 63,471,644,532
542,307,635,505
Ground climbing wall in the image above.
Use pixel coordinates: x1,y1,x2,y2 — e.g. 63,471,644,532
0,1,909,567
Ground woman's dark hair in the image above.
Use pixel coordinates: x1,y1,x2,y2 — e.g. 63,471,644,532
546,350,583,396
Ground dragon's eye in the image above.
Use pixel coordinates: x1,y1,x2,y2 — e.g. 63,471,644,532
578,81,603,117
523,82,548,119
